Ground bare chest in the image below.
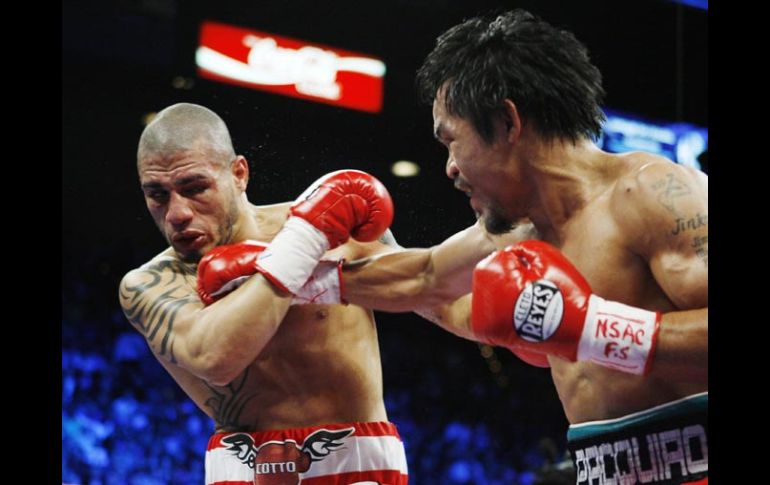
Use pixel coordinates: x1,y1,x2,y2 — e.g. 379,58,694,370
558,207,662,309
549,203,680,422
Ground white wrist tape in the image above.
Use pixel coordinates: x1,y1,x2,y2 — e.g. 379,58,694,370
577,295,660,375
255,217,330,294
291,260,343,305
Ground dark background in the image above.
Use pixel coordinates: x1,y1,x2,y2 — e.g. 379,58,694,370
62,0,707,483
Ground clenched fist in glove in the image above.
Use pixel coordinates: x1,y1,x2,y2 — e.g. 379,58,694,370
254,169,393,294
197,241,342,306
471,240,660,375
290,169,394,248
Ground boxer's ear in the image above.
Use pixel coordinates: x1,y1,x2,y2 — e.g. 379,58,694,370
502,99,522,144
231,155,249,192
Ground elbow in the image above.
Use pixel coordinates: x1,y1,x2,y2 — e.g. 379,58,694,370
194,334,273,386
193,348,244,387
202,355,241,387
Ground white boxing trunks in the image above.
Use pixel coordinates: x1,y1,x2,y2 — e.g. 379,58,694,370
205,421,409,484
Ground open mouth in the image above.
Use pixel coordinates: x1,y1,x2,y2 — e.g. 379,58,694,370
173,232,206,249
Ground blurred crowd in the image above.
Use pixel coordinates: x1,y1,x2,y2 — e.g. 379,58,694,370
62,246,574,484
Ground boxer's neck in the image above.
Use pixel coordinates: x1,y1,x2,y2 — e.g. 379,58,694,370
522,138,615,243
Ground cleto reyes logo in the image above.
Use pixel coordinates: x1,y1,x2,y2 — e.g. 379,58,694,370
513,280,564,342
222,427,354,485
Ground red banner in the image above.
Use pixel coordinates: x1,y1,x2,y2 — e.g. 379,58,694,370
197,21,386,113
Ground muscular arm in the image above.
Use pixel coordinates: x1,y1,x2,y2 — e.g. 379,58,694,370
652,308,707,382
613,162,708,382
119,257,291,386
413,294,475,340
342,220,537,338
342,221,489,310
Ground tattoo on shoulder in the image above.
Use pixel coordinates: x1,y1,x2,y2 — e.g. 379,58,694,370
692,235,709,267
651,173,692,216
144,258,198,278
671,213,708,236
120,259,200,363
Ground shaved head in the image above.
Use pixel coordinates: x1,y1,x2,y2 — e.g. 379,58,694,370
137,103,236,168
135,103,249,262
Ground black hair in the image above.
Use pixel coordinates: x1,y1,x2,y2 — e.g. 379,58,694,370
417,9,605,144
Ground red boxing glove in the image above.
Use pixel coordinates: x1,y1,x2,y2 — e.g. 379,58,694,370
511,348,550,368
256,170,393,294
197,241,343,306
290,169,394,249
197,242,262,306
471,241,660,375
